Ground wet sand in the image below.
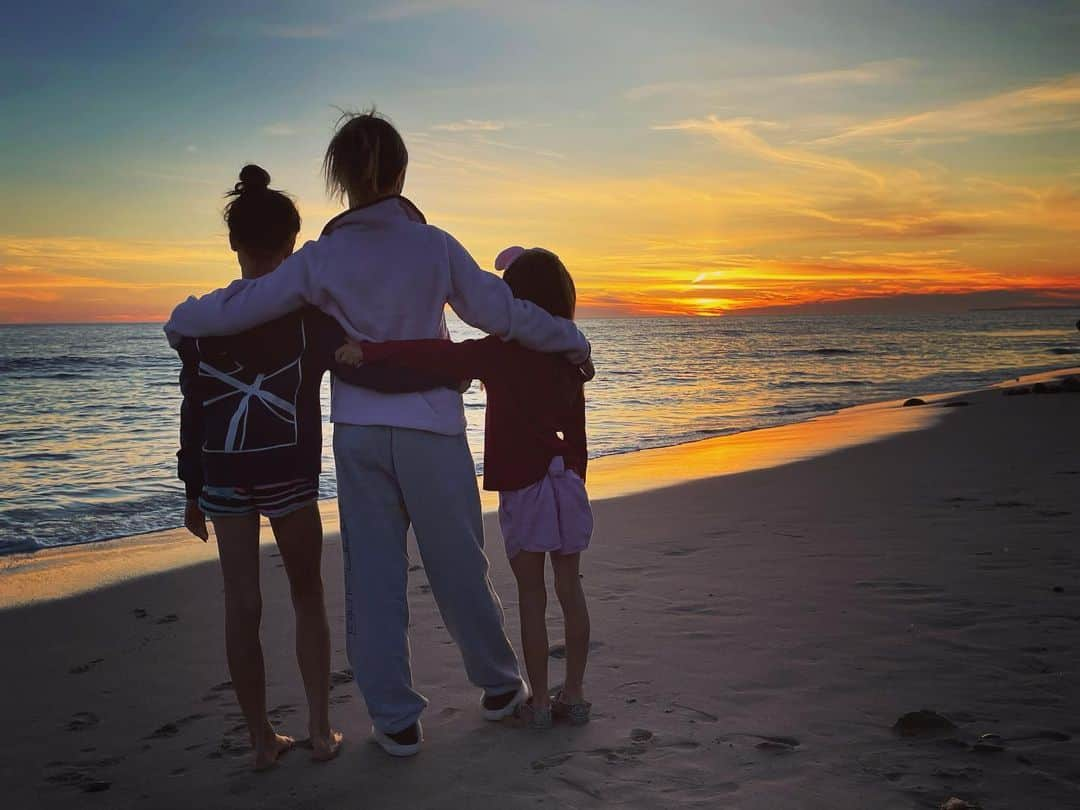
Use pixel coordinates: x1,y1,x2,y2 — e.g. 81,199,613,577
2,369,1078,808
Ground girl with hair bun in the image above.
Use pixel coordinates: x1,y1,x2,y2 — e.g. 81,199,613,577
175,164,453,770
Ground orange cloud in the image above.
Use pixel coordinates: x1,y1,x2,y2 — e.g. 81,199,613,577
0,236,236,323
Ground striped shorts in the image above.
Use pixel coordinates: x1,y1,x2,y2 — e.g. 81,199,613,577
199,478,319,519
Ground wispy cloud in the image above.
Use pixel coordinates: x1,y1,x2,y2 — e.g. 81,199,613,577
626,59,915,101
792,59,917,86
475,138,565,160
256,23,337,39
368,0,494,22
262,123,296,137
0,236,230,276
818,73,1080,144
654,116,883,186
432,119,511,132
0,239,237,323
0,266,198,322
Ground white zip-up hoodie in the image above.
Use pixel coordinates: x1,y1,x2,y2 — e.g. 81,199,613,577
165,196,590,436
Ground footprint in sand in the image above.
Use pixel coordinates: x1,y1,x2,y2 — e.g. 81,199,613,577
145,713,207,740
329,668,354,687
532,752,574,771
554,776,603,800
132,608,148,619
156,614,179,625
549,640,604,659
661,546,706,558
267,704,297,722
670,702,719,722
202,680,234,702
44,768,108,790
69,658,104,675
66,712,100,732
655,739,701,751
43,754,123,794
754,735,801,753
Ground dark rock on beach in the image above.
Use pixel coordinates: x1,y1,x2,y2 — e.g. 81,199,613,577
893,710,956,736
940,799,982,810
1006,377,1080,396
903,398,926,407
65,712,100,732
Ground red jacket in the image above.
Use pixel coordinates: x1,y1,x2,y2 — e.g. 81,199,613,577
361,337,588,492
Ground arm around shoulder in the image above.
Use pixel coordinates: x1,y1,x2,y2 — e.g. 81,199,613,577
165,240,324,340
444,233,590,363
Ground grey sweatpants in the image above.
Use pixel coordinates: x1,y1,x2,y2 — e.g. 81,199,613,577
333,424,522,733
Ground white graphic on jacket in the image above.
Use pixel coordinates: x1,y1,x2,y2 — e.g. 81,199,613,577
196,323,306,454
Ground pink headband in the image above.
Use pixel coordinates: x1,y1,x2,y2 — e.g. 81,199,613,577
494,245,527,272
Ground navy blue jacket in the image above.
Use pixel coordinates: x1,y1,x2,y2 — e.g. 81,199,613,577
177,307,453,498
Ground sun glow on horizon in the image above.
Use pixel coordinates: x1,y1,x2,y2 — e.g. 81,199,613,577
1,2,1078,323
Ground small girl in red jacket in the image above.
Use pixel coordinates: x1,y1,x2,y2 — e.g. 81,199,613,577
336,246,594,729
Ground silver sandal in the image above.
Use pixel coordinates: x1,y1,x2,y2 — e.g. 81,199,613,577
552,691,592,725
514,699,553,730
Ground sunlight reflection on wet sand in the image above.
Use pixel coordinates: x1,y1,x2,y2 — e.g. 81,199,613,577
8,365,1077,608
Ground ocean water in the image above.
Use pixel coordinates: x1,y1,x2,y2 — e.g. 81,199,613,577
1,310,1078,554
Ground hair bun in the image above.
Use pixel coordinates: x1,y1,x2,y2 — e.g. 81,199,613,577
236,164,271,194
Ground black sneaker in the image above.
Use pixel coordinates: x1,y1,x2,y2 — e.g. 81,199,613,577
372,721,422,757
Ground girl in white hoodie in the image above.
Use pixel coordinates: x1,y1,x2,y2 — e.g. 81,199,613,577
165,110,590,756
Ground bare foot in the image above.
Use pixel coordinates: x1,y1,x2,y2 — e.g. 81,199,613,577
311,729,344,762
253,732,295,772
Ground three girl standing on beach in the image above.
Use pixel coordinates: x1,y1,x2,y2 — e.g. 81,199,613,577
169,111,596,765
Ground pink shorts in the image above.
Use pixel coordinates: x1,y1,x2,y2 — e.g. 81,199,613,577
498,457,593,559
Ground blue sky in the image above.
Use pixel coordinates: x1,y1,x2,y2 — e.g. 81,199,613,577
1,1,1078,320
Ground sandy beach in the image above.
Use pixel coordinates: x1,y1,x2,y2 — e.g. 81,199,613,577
3,370,1078,809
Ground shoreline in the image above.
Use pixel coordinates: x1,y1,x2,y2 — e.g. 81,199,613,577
1,365,1075,610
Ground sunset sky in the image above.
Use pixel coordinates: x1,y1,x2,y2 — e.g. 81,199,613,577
2,1,1079,322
